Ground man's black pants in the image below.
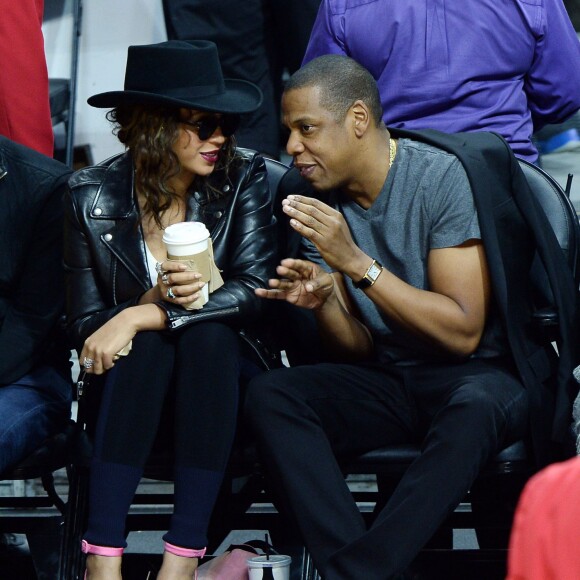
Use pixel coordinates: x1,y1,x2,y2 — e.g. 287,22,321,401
245,357,529,579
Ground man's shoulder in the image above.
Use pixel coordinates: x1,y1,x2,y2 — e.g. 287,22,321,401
0,136,71,184
398,137,458,161
395,137,464,180
324,0,382,16
391,128,512,169
391,127,504,149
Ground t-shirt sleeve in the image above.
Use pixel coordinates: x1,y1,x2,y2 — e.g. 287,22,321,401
429,158,481,249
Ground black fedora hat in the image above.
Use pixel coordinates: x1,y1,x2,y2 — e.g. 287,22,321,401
88,40,263,114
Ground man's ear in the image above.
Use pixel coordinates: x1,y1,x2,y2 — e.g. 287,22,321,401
351,100,370,137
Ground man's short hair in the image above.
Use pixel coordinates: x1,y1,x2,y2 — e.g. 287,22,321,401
285,55,384,126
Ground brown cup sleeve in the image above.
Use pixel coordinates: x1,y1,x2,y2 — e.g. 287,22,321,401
167,239,224,310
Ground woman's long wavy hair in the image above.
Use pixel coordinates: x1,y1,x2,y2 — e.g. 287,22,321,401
107,104,238,229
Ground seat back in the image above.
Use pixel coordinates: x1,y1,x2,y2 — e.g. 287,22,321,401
263,156,290,202
518,159,580,284
517,160,580,338
263,159,316,260
263,157,298,260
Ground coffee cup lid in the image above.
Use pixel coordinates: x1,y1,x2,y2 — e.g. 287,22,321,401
247,555,292,568
162,222,210,245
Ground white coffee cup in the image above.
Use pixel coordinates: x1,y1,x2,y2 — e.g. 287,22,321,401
247,555,292,580
162,222,211,305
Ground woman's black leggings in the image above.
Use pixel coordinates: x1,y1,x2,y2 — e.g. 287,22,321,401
83,321,241,550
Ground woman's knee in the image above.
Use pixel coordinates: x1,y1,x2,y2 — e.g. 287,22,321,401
131,329,170,352
179,321,239,351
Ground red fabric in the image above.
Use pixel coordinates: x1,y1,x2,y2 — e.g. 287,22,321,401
0,0,54,156
507,456,580,579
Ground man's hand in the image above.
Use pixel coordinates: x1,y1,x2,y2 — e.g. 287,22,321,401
282,195,368,273
255,258,335,310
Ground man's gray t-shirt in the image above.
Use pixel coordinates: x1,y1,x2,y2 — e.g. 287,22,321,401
304,138,506,364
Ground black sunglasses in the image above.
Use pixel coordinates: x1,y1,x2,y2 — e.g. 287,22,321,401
181,114,241,140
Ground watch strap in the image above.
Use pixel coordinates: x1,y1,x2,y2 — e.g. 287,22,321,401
353,259,383,289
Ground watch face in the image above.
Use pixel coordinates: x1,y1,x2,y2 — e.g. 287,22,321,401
354,260,383,288
367,262,382,281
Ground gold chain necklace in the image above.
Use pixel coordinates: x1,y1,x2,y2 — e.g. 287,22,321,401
389,137,397,167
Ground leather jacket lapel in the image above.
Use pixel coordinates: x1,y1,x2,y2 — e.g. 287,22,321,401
91,154,150,292
102,218,150,292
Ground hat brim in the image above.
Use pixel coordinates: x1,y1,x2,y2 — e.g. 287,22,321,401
87,79,263,114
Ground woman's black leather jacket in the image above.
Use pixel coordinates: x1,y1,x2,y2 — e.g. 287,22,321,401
64,148,277,351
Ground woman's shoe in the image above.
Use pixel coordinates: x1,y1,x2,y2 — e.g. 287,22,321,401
82,540,124,579
81,540,124,557
163,542,206,579
163,541,206,558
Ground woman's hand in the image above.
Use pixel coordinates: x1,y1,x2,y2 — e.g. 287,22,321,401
153,260,206,307
79,310,139,375
255,258,336,310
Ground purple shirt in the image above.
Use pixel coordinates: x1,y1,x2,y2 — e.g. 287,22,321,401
303,0,580,161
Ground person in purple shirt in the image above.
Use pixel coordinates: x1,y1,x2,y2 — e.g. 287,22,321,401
303,0,580,162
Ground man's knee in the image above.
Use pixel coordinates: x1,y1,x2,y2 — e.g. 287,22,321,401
246,369,285,413
244,367,304,427
455,383,504,410
447,379,528,440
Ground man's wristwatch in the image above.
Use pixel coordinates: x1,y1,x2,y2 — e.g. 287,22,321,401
353,259,384,289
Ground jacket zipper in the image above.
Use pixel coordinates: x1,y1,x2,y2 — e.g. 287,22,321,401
169,306,240,329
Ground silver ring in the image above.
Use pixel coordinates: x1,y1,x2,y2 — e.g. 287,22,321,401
82,357,94,369
155,261,165,275
167,287,176,300
161,273,169,285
